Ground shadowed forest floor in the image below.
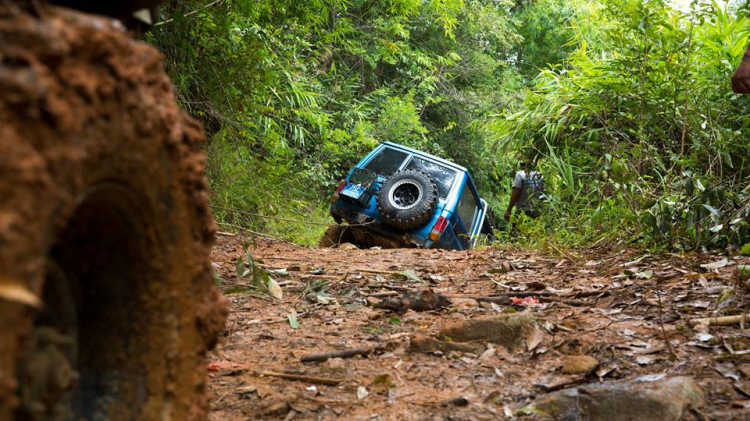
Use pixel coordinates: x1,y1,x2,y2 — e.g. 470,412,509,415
207,235,750,420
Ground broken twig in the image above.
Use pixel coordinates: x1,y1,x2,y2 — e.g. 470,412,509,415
301,347,373,363
655,277,679,361
366,291,400,298
355,267,401,275
258,371,344,385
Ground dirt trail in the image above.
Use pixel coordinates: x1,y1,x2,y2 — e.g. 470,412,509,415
208,235,750,420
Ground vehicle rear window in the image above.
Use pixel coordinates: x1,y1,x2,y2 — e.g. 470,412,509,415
405,157,456,199
363,148,408,177
456,184,479,233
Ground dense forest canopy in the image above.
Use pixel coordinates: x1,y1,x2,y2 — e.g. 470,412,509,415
149,0,750,251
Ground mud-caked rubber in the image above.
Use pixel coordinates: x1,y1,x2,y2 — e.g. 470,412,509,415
0,5,226,420
319,225,355,248
377,170,438,230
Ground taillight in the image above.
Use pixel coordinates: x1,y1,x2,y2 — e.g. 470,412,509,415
428,216,449,241
331,180,346,203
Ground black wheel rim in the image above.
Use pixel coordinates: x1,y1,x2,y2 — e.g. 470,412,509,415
391,181,422,209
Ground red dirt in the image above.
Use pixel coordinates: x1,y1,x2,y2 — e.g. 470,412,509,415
209,235,750,420
0,4,225,419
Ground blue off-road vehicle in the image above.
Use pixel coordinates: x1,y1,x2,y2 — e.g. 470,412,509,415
322,142,493,250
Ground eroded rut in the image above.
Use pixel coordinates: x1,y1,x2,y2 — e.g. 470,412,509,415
208,235,750,420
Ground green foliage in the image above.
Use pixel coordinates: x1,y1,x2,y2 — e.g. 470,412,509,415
151,0,750,251
149,0,516,243
490,0,750,250
235,243,283,299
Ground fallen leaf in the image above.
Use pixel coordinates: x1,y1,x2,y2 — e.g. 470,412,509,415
357,386,369,400
623,255,650,267
635,356,653,365
526,328,544,352
715,363,740,381
0,277,41,308
398,269,422,282
709,224,724,233
288,310,300,329
484,390,501,404
235,385,257,396
596,364,617,379
268,268,290,277
687,301,711,309
701,258,731,271
480,346,497,360
695,332,714,342
637,373,666,382
267,277,283,300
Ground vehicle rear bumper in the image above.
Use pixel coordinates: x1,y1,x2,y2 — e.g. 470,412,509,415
331,204,427,248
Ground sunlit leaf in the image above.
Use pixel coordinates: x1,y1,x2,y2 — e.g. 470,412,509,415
288,310,300,329
0,277,41,308
267,277,283,300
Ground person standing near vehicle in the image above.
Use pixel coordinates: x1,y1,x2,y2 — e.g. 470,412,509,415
504,160,544,222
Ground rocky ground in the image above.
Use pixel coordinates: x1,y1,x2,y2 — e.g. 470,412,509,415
207,234,750,420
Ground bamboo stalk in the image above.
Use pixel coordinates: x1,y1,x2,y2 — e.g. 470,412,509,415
689,314,748,327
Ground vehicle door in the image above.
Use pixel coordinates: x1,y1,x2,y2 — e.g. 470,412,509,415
452,182,483,249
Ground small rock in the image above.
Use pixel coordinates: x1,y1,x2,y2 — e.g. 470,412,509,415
488,262,514,273
438,313,535,351
560,355,599,375
531,375,704,421
441,396,469,407
373,289,451,313
738,364,750,379
338,242,359,250
451,297,478,309
409,334,484,355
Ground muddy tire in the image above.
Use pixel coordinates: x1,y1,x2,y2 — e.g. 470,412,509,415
319,225,355,248
0,6,226,421
349,226,409,249
377,170,438,230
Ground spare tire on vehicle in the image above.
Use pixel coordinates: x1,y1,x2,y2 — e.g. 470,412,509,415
0,6,226,421
377,169,438,230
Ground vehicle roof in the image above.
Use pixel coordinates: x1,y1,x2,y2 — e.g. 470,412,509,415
381,142,469,174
